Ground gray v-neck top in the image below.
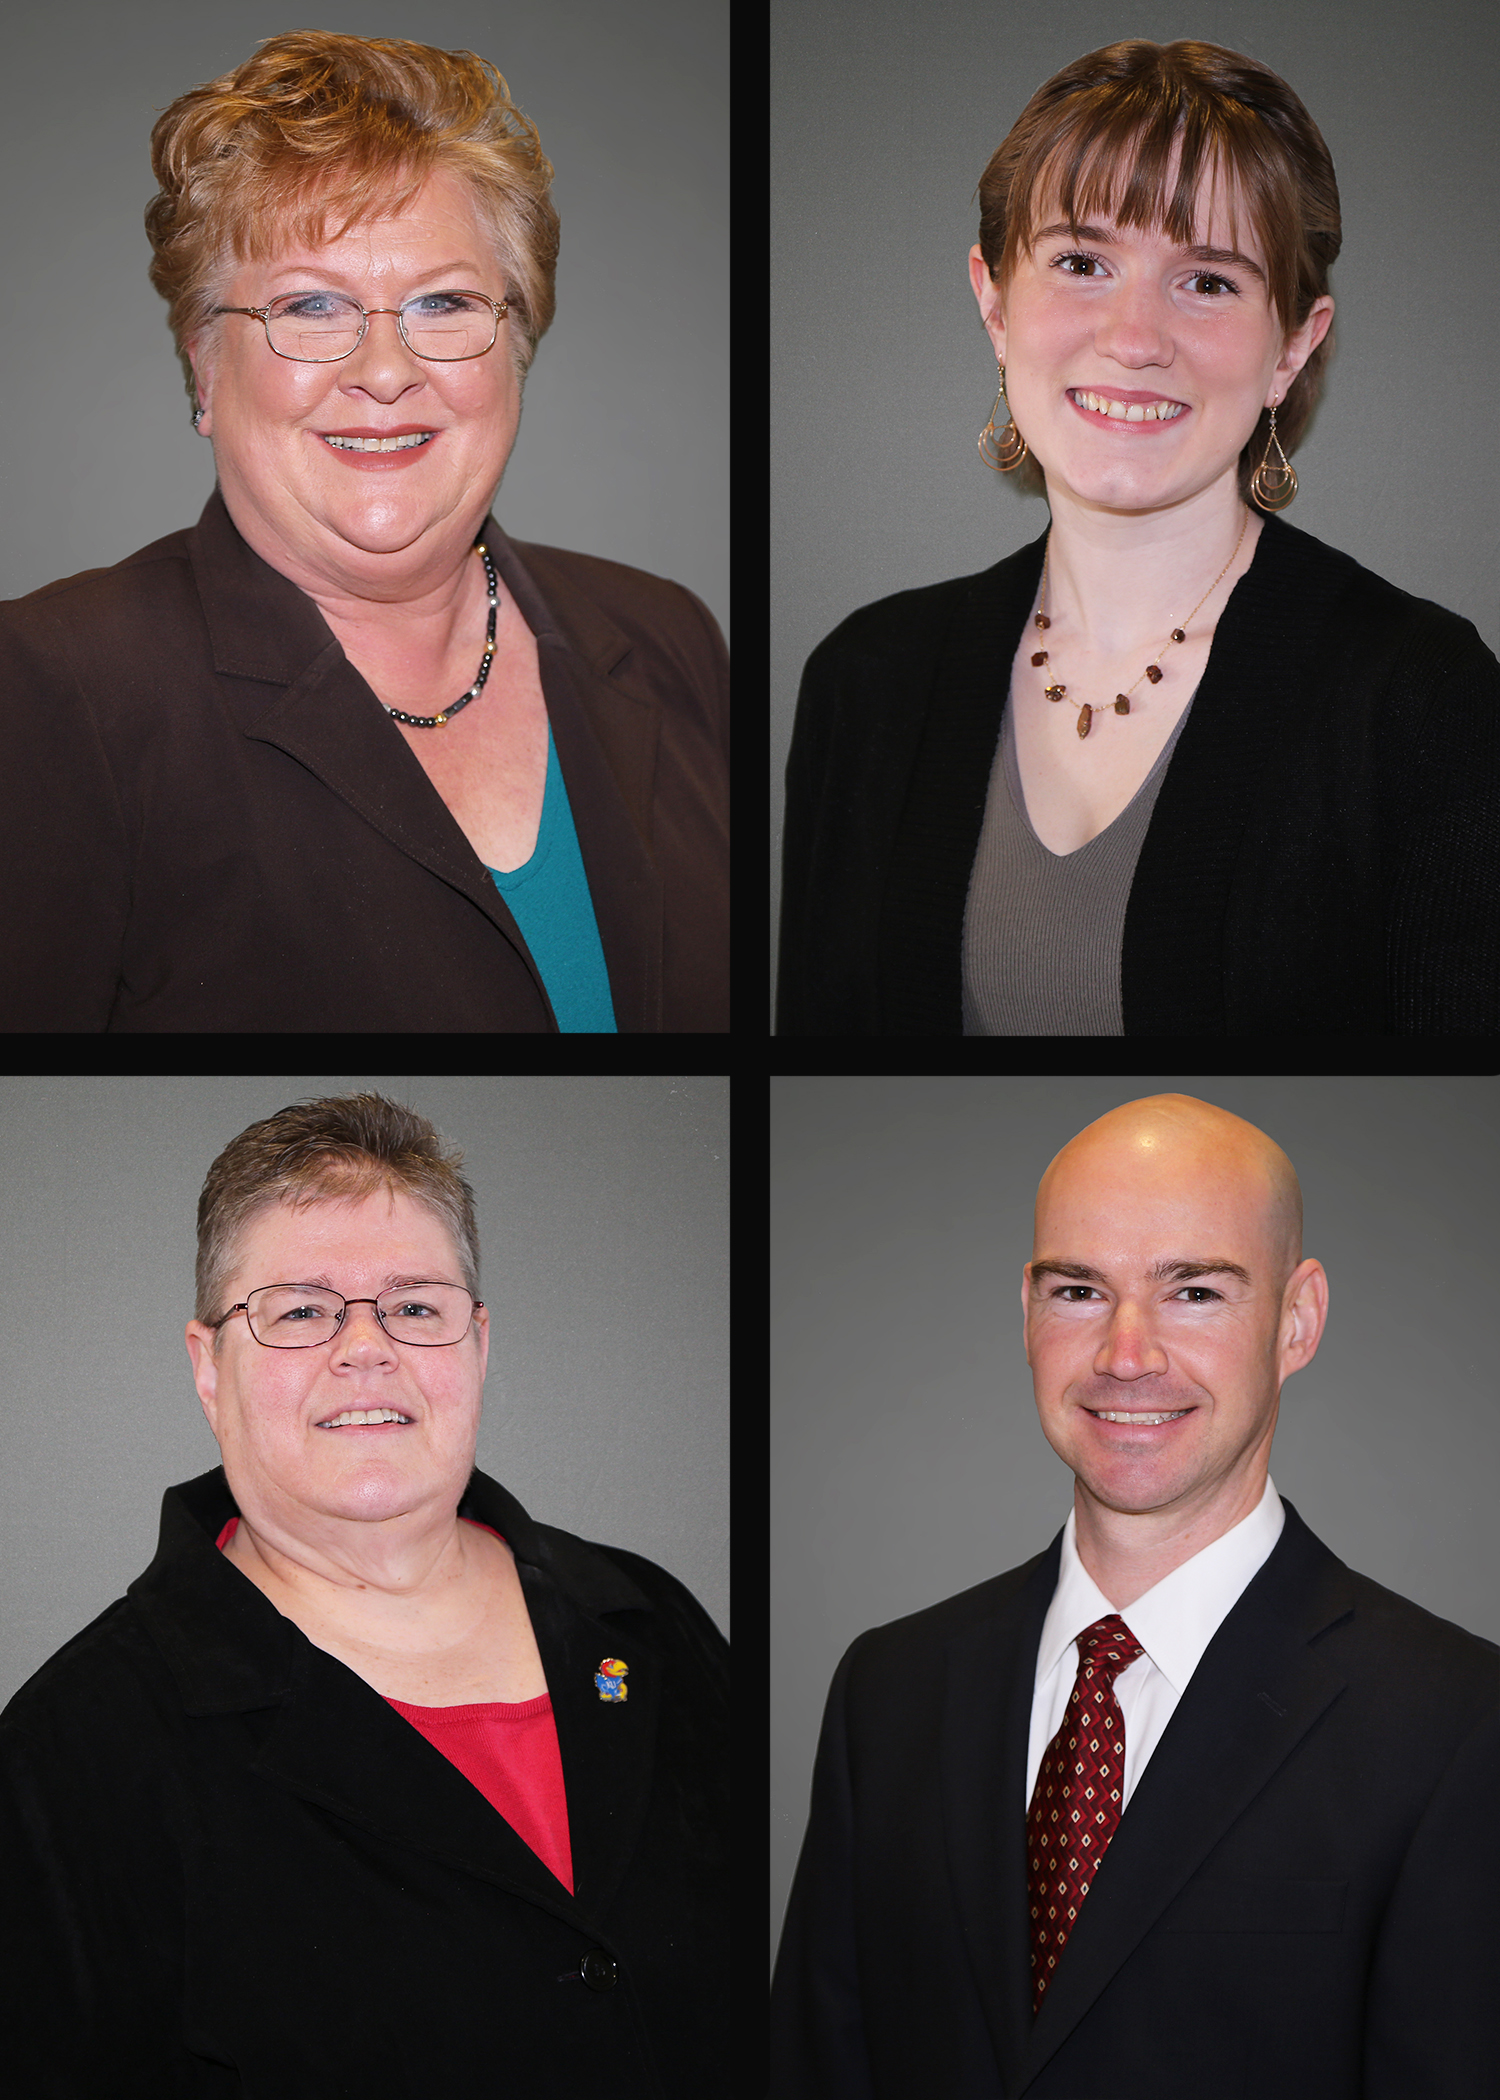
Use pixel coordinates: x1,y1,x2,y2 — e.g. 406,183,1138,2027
961,690,1195,1035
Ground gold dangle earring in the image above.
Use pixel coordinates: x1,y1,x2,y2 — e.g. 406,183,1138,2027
1250,398,1297,511
978,358,1028,472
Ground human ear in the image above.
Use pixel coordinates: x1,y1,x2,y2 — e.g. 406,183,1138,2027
968,245,1008,362
1269,294,1334,402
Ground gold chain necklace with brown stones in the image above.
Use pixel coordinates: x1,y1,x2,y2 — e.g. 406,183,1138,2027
1031,508,1249,740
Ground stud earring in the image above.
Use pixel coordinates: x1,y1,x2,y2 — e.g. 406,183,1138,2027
192,405,206,433
978,359,1028,471
1250,398,1297,510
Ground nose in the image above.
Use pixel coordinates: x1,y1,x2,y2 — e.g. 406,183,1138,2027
332,1300,397,1361
339,309,425,394
1091,277,1175,371
1092,1296,1170,1382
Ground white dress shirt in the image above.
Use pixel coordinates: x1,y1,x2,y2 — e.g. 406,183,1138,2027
1025,1475,1285,1813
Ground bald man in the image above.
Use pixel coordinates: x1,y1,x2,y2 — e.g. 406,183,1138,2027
771,1096,1499,2100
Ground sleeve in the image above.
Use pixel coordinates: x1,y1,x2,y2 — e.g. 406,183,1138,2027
769,1641,879,2100
1362,1702,1500,2097
1383,616,1500,1032
0,604,130,1031
0,1679,197,2095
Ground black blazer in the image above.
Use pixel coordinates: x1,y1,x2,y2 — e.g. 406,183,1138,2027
0,1466,730,2097
770,1498,1500,2098
0,491,729,1032
777,517,1500,1036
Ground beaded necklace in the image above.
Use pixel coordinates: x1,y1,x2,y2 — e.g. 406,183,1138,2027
1031,509,1249,740
381,540,499,729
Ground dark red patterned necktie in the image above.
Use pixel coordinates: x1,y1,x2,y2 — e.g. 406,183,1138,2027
1026,1613,1145,2013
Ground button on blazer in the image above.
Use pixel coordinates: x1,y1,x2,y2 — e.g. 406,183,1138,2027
771,1497,1500,2098
0,493,729,1032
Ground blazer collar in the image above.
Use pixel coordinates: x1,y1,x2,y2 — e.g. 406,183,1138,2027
939,1497,1357,2095
185,489,665,1030
129,1465,659,1927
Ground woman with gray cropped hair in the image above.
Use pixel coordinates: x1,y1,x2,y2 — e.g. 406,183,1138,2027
0,1093,730,2093
0,32,729,1033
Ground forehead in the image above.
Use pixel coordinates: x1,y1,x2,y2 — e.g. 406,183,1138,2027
235,1188,458,1277
250,168,487,281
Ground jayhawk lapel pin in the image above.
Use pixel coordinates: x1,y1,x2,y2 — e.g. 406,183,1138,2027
594,1657,628,1703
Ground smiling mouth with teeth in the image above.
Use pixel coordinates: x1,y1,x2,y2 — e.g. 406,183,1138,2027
322,432,434,452
1070,390,1186,423
317,1408,414,1428
1087,1408,1193,1425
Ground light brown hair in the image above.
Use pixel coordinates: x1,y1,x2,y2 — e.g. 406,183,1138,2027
196,1093,480,1343
146,31,559,407
975,39,1341,502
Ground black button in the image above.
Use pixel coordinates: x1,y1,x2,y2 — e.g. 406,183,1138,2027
579,1949,618,1993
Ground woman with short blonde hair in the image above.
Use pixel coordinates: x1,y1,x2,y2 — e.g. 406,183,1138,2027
0,33,728,1034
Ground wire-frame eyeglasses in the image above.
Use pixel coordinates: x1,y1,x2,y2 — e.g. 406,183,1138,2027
210,1282,484,1348
212,289,509,363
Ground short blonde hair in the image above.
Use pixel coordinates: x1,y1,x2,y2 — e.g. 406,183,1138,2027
195,1092,481,1343
146,31,559,406
976,40,1341,503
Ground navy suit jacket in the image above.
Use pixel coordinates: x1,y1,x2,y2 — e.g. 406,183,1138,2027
770,1498,1500,2097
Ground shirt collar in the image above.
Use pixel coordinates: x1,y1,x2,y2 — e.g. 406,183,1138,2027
1035,1475,1285,1695
127,1464,653,1715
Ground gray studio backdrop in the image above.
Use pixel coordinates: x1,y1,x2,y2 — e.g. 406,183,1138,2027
0,1074,728,1707
771,0,1500,992
771,1075,1500,1958
0,0,727,639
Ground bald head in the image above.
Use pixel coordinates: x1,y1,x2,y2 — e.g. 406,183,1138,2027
1036,1095,1302,1292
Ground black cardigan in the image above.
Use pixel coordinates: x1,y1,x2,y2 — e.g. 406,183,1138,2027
777,515,1500,1036
0,1466,729,2097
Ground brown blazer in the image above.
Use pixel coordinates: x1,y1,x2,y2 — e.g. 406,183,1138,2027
0,491,728,1032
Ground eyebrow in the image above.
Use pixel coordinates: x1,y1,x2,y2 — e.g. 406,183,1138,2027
1032,222,1267,285
1030,1258,1254,1288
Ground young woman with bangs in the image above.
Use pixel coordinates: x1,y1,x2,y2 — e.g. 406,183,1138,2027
777,39,1500,1039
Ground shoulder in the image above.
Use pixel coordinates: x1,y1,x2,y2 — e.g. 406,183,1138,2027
504,534,726,695
1,524,198,629
531,1519,728,1671
1331,1558,1499,1696
0,1592,178,1757
1270,1503,1497,1725
0,525,206,687
804,534,1046,680
1253,516,1499,681
834,1544,1055,1698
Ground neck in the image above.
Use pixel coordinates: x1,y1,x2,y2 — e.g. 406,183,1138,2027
1040,474,1261,655
1071,1460,1271,1610
226,1497,474,1613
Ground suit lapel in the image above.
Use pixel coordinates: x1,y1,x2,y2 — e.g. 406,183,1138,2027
133,1467,660,1932
252,1637,585,1918
1016,1503,1355,2089
940,1541,1059,2094
516,1555,659,1923
494,524,667,1036
187,489,669,1032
